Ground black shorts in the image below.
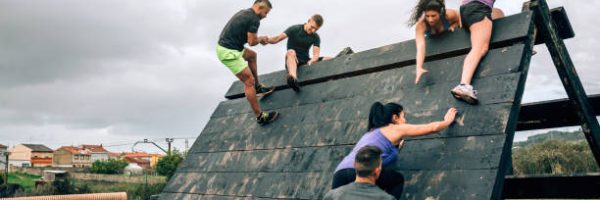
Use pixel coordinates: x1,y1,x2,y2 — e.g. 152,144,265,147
285,56,324,71
460,1,492,29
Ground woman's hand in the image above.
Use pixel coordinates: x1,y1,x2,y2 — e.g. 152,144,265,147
444,108,458,124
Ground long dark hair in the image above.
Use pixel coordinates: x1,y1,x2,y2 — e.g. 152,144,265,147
408,0,446,27
368,102,404,130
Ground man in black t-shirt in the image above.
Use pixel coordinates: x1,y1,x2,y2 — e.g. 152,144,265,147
216,0,279,125
265,14,332,92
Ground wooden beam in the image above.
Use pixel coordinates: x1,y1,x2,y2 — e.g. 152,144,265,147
534,7,575,45
503,174,600,199
517,94,600,131
531,0,600,167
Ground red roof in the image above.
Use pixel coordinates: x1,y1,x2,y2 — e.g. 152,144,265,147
123,152,153,158
0,144,7,149
80,144,108,153
57,146,90,155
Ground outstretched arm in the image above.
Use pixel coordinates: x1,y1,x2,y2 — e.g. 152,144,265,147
247,32,261,46
394,108,457,138
308,46,321,65
415,20,428,84
267,33,288,44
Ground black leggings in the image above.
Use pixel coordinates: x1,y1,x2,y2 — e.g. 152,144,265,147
332,168,405,199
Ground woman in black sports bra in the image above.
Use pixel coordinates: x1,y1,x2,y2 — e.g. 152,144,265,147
408,0,460,85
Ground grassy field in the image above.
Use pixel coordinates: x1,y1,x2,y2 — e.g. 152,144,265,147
7,172,41,190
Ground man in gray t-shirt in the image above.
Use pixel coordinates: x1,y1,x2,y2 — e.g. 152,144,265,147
323,146,396,200
264,14,332,92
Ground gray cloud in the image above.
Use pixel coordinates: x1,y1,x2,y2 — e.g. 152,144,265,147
0,0,598,152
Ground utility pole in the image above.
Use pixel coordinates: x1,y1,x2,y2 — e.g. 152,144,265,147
166,138,174,155
2,151,9,185
184,139,189,155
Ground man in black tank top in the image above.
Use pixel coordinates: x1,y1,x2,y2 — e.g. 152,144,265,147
265,15,332,92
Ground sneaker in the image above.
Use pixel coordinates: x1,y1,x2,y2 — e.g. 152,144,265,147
255,84,274,97
256,111,279,125
287,75,300,92
450,84,479,104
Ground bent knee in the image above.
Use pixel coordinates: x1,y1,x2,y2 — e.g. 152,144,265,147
286,50,296,57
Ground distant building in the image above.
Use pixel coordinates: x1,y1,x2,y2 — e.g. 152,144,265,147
9,144,54,167
53,146,92,168
0,144,7,169
122,152,163,169
80,144,109,162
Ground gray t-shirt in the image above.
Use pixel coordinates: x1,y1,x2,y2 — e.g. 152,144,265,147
284,24,320,63
218,8,261,51
323,182,396,200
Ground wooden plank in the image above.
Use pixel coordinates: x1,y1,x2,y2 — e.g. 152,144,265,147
395,135,505,171
532,0,600,166
490,12,536,199
163,172,330,199
158,193,278,200
399,169,498,200
517,94,600,131
503,175,600,199
178,134,506,175
224,12,533,99
213,44,527,119
534,7,575,45
193,102,514,153
177,146,352,173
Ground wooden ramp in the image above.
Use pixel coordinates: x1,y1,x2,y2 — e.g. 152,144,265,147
160,11,537,200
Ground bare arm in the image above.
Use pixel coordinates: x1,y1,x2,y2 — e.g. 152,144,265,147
446,9,461,30
247,32,260,46
394,108,457,138
267,33,288,44
415,21,427,72
309,46,321,65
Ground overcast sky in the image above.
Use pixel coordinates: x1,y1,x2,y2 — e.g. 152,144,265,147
0,0,598,154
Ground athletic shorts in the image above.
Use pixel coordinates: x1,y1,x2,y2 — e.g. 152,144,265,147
285,56,324,71
216,44,247,75
460,1,492,29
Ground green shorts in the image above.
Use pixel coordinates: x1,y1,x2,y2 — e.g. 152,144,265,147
216,44,247,75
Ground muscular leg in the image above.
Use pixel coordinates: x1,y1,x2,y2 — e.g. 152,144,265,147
460,17,492,85
235,68,261,117
286,50,299,78
243,48,260,86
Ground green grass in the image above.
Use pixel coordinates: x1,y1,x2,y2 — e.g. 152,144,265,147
7,172,42,190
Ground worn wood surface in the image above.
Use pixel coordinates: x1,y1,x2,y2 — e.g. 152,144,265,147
224,12,533,99
161,10,535,200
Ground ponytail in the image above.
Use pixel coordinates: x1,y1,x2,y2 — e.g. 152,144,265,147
368,102,404,130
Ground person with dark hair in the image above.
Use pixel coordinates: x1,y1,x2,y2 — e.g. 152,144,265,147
330,102,458,199
323,146,395,200
450,0,504,104
264,14,332,92
216,0,279,125
409,0,460,84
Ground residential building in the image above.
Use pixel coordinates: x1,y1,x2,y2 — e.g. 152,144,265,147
9,144,53,167
122,152,163,169
53,146,92,168
80,144,109,162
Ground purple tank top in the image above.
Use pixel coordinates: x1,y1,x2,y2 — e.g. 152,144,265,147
334,129,399,172
463,0,494,8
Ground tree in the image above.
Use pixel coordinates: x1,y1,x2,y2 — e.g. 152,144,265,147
155,150,183,180
91,159,129,174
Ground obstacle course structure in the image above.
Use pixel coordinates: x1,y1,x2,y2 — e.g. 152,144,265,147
160,0,600,199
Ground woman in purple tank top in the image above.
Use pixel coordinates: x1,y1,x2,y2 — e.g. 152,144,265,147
450,0,504,105
331,102,458,199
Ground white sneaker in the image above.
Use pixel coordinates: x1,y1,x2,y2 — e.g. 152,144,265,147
451,84,479,104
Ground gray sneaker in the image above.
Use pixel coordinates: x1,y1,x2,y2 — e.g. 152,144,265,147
451,84,478,104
